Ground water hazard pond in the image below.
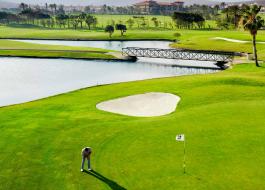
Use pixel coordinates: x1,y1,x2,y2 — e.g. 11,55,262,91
0,40,218,107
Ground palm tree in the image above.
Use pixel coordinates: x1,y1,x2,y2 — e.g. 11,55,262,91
78,13,86,29
19,3,28,11
49,4,57,14
85,15,97,30
222,7,229,22
220,2,226,10
54,4,57,13
242,5,264,67
228,5,241,28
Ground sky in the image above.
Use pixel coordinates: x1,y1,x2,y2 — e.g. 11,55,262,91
3,0,251,6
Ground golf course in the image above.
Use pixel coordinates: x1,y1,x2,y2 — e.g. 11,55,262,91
0,63,264,189
0,3,265,189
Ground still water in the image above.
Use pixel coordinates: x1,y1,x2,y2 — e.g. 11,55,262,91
14,40,172,51
0,40,218,107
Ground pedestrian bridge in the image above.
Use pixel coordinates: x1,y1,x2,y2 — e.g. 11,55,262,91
122,47,240,63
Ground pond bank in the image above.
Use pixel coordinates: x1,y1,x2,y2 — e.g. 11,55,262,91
0,37,174,42
0,39,132,61
0,39,173,61
0,49,135,61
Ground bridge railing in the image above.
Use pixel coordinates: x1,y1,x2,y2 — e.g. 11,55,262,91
122,47,239,62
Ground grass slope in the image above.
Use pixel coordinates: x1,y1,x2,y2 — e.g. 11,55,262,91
172,30,265,60
0,64,264,190
0,40,115,60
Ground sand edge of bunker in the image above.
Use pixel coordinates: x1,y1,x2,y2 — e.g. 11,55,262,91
96,92,181,117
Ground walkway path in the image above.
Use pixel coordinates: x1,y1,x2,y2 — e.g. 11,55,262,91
213,37,265,44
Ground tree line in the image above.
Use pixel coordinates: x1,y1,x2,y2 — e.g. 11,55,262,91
217,4,264,30
217,4,264,67
0,9,178,30
172,12,205,29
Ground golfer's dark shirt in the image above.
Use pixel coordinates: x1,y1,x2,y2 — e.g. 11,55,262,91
81,147,92,159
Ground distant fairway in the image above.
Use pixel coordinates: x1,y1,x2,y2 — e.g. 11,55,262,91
93,14,175,28
91,14,217,29
0,63,264,189
1,26,265,60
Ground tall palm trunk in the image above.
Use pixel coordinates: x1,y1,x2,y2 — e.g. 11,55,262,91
252,34,260,67
234,13,237,27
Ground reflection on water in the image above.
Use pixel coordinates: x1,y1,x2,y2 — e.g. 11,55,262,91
137,57,218,69
0,57,218,107
14,40,172,51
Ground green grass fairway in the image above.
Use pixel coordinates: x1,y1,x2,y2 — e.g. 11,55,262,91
1,26,265,60
91,14,217,29
0,64,264,189
93,14,175,29
0,26,176,40
172,30,265,60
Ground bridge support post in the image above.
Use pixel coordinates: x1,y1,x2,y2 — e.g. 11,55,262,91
215,61,230,70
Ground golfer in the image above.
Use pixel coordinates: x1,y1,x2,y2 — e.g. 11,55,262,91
81,147,92,172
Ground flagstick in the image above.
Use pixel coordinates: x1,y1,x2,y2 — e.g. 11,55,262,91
176,134,186,174
183,139,186,174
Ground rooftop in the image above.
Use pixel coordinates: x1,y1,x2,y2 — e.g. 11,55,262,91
135,0,184,6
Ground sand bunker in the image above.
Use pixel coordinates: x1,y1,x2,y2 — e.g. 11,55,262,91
96,92,180,117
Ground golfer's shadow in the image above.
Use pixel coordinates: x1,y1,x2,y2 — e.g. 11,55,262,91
84,170,126,190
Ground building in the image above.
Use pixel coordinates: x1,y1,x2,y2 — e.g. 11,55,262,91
134,0,160,14
134,0,184,15
63,5,85,13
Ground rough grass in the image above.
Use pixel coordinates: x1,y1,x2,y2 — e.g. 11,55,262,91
0,63,264,190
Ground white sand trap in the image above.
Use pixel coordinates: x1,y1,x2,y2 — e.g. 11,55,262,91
96,92,180,117
213,37,265,44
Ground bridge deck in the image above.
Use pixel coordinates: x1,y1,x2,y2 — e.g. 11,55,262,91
122,47,239,63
